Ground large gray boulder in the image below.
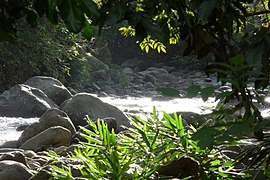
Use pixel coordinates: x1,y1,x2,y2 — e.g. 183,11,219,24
138,67,178,85
60,93,131,130
0,160,33,180
17,108,76,147
24,76,73,106
0,84,58,118
19,126,71,151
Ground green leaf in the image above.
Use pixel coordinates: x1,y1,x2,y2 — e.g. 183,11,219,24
255,76,268,89
59,0,85,33
79,0,100,22
229,54,245,66
156,87,181,97
192,126,218,149
210,159,221,166
51,165,70,176
97,120,104,140
215,91,232,101
233,1,247,16
145,45,150,53
186,85,201,98
83,19,94,40
175,113,184,137
137,128,151,148
163,112,176,130
157,46,161,53
160,46,167,53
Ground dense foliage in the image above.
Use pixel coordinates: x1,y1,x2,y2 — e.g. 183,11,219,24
0,18,91,92
47,110,252,179
2,0,270,178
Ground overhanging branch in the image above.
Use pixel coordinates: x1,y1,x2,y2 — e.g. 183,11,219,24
247,10,270,17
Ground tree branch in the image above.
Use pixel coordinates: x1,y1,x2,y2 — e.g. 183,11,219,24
247,10,270,17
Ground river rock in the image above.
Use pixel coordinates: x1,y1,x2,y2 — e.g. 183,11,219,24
122,67,134,75
0,84,58,118
156,73,177,84
139,67,169,77
0,160,33,180
19,126,71,152
122,67,135,82
158,157,199,179
29,157,82,180
24,76,73,106
121,58,138,68
138,67,178,86
60,93,131,130
27,160,41,171
0,141,18,148
143,74,157,85
86,52,109,70
17,108,76,147
0,151,28,167
0,148,23,154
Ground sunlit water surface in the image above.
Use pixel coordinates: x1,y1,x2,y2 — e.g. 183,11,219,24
0,117,38,144
0,96,218,144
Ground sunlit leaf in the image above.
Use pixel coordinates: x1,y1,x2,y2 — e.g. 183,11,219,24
145,45,149,53
83,19,94,40
160,46,166,53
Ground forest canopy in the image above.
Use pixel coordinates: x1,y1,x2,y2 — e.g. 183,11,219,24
2,0,270,92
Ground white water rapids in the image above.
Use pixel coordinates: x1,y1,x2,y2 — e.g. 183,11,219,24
2,95,270,145
0,95,218,145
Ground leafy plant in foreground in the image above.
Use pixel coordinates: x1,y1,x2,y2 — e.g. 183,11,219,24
236,133,270,179
47,108,250,179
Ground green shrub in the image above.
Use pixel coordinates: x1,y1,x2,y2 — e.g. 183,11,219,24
47,108,250,179
0,18,89,92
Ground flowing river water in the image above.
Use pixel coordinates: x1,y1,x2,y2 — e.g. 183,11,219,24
0,95,218,145
5,94,270,145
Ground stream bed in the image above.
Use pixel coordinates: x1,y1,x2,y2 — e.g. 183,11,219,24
0,95,218,144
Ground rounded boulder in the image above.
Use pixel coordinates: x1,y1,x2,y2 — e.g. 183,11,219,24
0,160,33,180
19,126,71,152
24,76,73,106
17,108,76,147
60,93,131,130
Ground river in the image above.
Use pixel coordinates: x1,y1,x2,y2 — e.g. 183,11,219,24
0,95,218,145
